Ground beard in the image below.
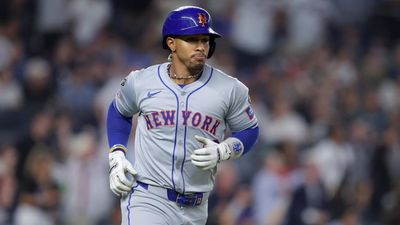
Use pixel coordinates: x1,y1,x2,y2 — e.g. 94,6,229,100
174,51,206,77
188,62,204,75
187,54,206,75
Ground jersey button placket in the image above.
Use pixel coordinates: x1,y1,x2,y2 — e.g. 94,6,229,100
175,99,185,165
178,100,185,144
179,101,185,132
176,96,187,193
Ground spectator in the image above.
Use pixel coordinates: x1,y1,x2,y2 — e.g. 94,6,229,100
285,153,330,225
310,122,355,219
68,0,112,46
21,58,55,123
56,59,98,130
264,95,309,146
207,162,240,225
252,148,302,225
285,0,334,55
219,185,253,225
0,144,18,225
58,128,112,225
0,68,24,142
14,148,60,225
230,0,279,73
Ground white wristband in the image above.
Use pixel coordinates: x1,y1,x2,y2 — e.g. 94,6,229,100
222,137,244,160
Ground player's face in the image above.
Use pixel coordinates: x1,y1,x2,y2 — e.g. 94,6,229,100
174,35,210,71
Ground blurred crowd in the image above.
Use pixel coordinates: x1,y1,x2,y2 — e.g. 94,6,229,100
0,0,399,225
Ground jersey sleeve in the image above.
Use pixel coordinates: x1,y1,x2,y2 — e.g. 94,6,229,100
226,80,258,132
114,71,140,117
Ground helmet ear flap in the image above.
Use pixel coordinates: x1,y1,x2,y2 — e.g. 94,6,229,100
207,38,216,59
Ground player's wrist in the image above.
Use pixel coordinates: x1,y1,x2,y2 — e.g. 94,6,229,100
219,137,244,161
109,144,128,155
109,149,127,170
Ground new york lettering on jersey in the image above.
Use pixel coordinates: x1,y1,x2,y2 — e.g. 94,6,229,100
143,110,221,135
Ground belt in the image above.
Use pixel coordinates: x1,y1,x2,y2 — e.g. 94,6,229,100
136,181,207,206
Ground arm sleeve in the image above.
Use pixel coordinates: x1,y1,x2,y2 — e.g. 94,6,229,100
232,125,259,155
107,100,132,148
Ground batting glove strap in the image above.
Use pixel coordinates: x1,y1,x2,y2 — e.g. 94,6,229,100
221,137,244,160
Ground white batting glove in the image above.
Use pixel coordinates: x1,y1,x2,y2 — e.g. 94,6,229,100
191,135,244,170
109,151,137,197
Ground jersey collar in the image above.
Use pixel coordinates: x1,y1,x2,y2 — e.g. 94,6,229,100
159,62,212,91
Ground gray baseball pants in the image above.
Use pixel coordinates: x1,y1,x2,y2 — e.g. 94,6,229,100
120,183,209,225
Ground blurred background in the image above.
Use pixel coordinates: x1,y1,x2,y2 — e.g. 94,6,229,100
0,0,399,225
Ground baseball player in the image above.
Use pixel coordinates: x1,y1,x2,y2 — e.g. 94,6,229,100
107,6,259,225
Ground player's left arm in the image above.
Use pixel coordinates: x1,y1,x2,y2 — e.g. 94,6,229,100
231,124,259,155
191,125,259,170
191,80,259,170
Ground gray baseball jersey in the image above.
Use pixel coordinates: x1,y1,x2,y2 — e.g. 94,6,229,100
115,62,258,193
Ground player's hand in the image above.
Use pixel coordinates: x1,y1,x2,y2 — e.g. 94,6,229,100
109,151,137,197
191,135,242,170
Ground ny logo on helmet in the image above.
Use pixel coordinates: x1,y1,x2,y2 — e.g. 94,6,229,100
198,13,207,27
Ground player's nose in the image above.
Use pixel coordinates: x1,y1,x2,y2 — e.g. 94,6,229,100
195,44,207,56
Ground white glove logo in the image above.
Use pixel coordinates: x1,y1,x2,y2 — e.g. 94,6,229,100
232,142,243,154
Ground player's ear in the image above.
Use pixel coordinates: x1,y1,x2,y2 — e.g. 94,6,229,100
166,37,176,52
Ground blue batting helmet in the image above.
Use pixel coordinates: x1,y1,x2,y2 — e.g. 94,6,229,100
162,6,222,58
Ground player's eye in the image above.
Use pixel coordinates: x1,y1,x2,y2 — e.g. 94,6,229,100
200,38,209,44
184,37,197,43
180,36,209,44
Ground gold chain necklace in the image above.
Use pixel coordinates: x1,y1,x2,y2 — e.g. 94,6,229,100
167,64,202,80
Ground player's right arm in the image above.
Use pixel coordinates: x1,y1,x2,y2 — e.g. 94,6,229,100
107,71,140,197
